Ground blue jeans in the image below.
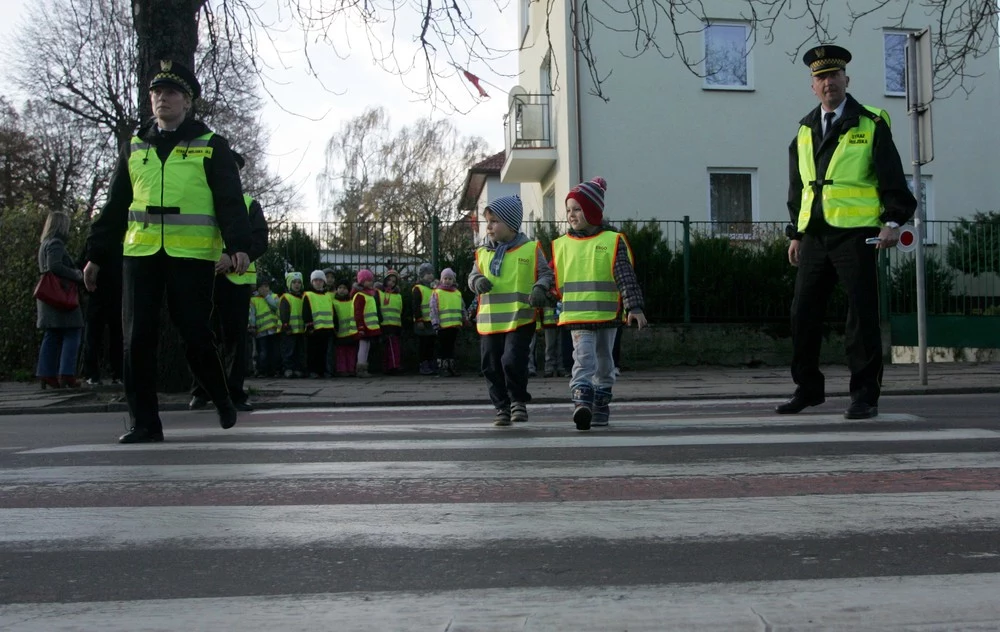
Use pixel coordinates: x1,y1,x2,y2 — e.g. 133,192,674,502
570,328,617,394
37,328,82,377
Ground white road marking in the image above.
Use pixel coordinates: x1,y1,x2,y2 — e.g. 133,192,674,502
2,452,998,484
252,398,792,415
19,428,1000,454
2,491,999,550
2,574,1000,631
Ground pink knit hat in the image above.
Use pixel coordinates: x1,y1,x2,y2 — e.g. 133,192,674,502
357,269,374,284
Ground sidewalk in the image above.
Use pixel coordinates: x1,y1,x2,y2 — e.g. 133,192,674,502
0,363,997,415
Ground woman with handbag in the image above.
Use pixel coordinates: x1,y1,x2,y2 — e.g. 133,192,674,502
35,211,84,389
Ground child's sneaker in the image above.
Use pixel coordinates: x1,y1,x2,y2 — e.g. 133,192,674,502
511,402,528,423
493,407,512,427
573,404,592,431
591,407,610,426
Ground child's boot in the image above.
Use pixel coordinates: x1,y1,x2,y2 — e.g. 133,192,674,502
511,401,528,423
592,388,613,427
356,363,371,378
493,406,512,427
571,385,594,431
447,358,459,377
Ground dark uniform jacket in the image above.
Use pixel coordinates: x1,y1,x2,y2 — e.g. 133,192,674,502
786,94,917,239
86,118,251,266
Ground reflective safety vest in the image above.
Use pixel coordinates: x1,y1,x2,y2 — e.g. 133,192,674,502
377,289,402,327
433,288,464,329
280,293,305,334
796,106,886,232
304,290,335,330
332,296,358,339
225,194,258,285
356,292,381,333
539,304,558,328
413,285,433,322
124,132,224,261
250,295,279,335
475,242,538,334
552,231,630,325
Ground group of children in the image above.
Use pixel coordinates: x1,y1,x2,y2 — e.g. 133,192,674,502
470,176,646,431
247,175,646,432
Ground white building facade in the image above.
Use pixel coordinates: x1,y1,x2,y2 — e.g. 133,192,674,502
501,0,1000,228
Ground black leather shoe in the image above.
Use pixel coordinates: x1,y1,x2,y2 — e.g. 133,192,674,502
844,401,878,420
234,400,254,412
189,396,209,411
775,394,825,414
118,427,164,444
217,400,239,429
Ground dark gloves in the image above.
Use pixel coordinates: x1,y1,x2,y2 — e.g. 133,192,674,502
473,277,493,294
529,285,548,308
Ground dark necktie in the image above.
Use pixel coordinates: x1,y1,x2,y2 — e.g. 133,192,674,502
824,111,836,138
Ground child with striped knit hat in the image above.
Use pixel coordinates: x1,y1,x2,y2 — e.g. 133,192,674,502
550,177,647,431
469,195,554,426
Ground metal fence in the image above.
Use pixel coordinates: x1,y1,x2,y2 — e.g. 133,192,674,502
263,218,1000,323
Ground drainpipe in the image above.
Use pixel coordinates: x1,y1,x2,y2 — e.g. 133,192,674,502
572,0,583,185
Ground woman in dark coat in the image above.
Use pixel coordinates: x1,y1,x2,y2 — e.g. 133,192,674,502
36,211,84,389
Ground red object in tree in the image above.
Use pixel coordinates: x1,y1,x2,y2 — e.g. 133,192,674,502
463,70,489,98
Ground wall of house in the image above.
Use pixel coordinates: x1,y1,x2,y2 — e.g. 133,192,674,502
512,0,1000,226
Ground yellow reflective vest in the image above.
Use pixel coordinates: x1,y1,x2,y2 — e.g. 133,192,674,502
225,194,257,285
796,106,886,232
304,290,335,330
377,289,403,327
355,292,381,333
332,296,358,339
475,242,538,334
433,288,464,329
552,231,630,325
280,293,305,334
124,132,224,261
413,285,433,323
250,295,279,335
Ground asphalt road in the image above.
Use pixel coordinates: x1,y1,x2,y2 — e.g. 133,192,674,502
1,394,999,630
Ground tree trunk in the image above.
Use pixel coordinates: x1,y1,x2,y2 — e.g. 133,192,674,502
131,0,204,120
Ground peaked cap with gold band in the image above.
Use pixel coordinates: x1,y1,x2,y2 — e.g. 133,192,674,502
148,59,201,100
802,45,852,76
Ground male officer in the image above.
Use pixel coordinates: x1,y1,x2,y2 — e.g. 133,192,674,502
85,60,252,442
780,45,916,420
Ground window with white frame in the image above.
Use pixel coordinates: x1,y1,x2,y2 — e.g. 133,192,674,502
704,22,752,89
542,189,556,223
884,31,907,96
709,169,757,236
520,0,531,44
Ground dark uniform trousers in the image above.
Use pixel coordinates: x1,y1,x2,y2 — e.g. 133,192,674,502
790,228,883,405
123,250,230,430
192,276,252,403
480,322,535,409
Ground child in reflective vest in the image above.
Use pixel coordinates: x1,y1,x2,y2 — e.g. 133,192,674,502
249,277,281,377
468,195,553,426
352,269,382,378
430,268,468,376
378,269,404,374
278,271,307,378
331,278,358,376
551,177,647,431
411,262,437,375
303,269,335,378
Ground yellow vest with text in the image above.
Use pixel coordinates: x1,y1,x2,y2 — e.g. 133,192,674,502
552,231,629,325
124,133,224,261
434,288,464,329
304,291,335,330
280,293,305,334
475,242,538,334
377,289,403,327
796,106,886,232
250,295,279,335
332,297,358,339
225,194,257,285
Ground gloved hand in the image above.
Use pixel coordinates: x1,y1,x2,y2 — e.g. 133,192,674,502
529,285,548,308
474,277,493,294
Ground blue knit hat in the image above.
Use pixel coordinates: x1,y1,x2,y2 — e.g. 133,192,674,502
486,195,523,233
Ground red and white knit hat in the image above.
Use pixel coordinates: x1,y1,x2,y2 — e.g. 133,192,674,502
566,177,607,227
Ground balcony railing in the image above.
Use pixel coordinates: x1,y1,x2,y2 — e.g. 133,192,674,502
504,93,553,150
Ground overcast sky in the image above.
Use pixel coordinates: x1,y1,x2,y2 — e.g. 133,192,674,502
0,0,518,221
